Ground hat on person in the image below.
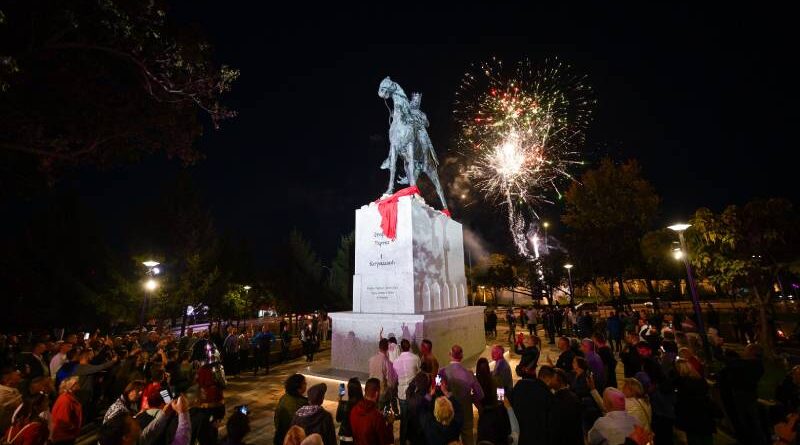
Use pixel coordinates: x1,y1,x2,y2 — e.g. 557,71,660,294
307,383,327,405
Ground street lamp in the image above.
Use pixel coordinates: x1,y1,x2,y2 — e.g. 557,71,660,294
140,260,161,329
564,264,574,306
668,223,712,359
144,279,158,291
479,285,486,303
543,221,550,250
243,285,252,291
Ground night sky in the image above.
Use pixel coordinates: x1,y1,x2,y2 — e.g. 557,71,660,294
37,3,796,261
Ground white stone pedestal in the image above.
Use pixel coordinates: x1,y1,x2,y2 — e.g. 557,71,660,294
329,194,485,374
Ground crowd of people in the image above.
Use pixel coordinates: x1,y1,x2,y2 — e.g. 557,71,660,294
275,306,799,445
0,321,302,445
2,304,799,445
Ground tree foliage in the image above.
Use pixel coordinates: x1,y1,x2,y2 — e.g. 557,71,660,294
0,0,238,179
688,198,800,356
330,232,355,310
151,174,223,324
269,229,327,313
562,158,660,297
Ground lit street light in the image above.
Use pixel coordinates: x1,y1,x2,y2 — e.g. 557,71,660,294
479,285,486,303
564,263,574,306
243,285,252,291
668,223,712,359
543,221,550,250
140,260,161,329
144,278,158,291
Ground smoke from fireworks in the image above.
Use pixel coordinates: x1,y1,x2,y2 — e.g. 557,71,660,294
454,58,593,257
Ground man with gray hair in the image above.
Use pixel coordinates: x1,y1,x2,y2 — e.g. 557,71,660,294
587,387,641,445
442,344,484,445
491,344,513,395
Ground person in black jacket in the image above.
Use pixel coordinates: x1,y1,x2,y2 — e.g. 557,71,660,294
419,378,463,445
511,365,554,445
553,337,576,373
290,383,337,445
548,368,584,445
674,359,716,445
619,331,642,378
405,372,430,445
335,377,363,443
336,377,364,443
514,335,541,379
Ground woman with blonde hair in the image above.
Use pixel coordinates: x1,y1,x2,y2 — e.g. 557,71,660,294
419,380,463,445
674,358,716,445
282,425,306,445
621,377,652,431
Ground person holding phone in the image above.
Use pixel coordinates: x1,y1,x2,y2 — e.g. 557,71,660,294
335,378,363,443
475,357,512,445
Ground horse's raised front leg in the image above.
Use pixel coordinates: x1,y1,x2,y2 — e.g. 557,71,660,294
385,145,397,195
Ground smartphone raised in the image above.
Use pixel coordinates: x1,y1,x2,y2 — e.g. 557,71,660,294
236,405,249,415
84,333,90,340
338,383,346,397
159,389,172,404
496,388,505,401
435,375,442,387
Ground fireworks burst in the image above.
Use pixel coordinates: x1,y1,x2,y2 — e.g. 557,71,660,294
454,57,594,257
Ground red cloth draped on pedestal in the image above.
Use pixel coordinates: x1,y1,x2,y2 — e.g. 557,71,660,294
376,186,420,240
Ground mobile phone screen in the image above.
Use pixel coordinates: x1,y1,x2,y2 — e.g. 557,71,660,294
496,388,505,401
160,389,171,404
339,383,345,396
84,333,90,340
435,375,442,387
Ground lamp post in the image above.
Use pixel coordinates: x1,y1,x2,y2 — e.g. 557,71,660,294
140,260,160,329
543,221,550,251
479,285,486,304
668,223,712,359
564,264,574,306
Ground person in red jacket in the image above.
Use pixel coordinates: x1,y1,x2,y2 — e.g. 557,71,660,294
50,377,82,445
3,398,48,445
349,378,394,445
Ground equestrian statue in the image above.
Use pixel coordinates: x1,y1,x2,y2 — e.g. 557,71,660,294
377,77,449,212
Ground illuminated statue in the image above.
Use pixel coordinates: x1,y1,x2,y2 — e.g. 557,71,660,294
378,77,448,211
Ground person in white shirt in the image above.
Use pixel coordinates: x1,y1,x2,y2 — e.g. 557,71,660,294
587,387,641,445
367,338,397,412
393,339,420,445
387,337,400,363
49,342,72,379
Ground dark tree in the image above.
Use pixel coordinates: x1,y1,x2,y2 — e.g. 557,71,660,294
0,0,238,183
330,232,355,310
562,158,660,300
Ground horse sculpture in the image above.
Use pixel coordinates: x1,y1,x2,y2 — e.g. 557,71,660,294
378,77,449,212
